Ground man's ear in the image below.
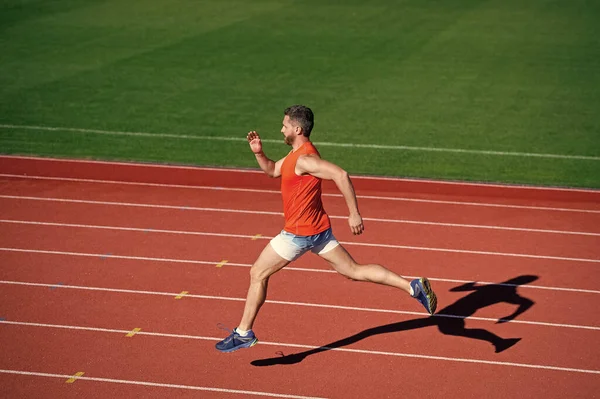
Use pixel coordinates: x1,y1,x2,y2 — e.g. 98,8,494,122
295,125,303,136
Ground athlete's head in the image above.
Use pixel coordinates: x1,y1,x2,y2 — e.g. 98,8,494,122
282,105,314,145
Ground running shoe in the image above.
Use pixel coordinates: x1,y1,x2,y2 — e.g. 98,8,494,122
215,326,258,353
410,277,437,315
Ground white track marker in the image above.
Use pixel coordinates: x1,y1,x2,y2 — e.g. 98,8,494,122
0,280,598,330
0,369,327,398
2,154,600,195
0,195,600,236
1,124,598,161
1,248,599,294
1,218,598,263
0,321,598,375
2,174,599,214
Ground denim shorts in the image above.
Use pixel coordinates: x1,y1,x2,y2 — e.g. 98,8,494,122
269,227,339,261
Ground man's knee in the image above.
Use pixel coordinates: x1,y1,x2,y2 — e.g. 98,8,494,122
249,264,268,282
336,262,361,280
249,259,287,282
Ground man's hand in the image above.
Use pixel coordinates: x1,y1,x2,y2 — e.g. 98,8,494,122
349,213,364,235
247,131,263,154
248,131,283,178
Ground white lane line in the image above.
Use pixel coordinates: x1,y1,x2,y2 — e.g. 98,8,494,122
0,173,271,194
3,154,600,194
2,174,599,214
1,280,597,331
0,369,326,399
355,194,600,214
2,124,599,161
1,216,599,263
358,217,600,237
2,247,598,294
352,241,600,263
0,246,333,271
0,194,278,216
1,320,598,375
2,189,599,235
1,198,597,236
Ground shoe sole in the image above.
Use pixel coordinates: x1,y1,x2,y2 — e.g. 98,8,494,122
218,338,259,353
420,278,437,315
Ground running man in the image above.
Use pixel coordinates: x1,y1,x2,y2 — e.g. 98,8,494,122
216,105,437,353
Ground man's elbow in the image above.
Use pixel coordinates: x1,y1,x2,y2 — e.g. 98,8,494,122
266,168,280,178
334,169,349,183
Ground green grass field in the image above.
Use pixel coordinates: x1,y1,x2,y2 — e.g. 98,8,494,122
1,0,599,188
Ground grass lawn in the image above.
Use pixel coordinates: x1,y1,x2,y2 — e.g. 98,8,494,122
1,0,599,187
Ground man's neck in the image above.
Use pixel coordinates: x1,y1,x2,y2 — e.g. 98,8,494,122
291,137,310,151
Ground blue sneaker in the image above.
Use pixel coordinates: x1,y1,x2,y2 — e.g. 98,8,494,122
410,277,437,315
215,326,258,353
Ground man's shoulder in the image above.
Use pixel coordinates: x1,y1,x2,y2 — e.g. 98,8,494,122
296,153,321,162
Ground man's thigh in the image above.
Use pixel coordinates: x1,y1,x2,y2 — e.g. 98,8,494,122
318,244,357,277
251,242,291,280
270,230,309,261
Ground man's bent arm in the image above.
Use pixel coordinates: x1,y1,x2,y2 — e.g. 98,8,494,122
254,151,284,178
247,131,284,178
332,169,360,216
297,155,364,235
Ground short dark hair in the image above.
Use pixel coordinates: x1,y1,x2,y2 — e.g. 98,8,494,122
284,105,314,137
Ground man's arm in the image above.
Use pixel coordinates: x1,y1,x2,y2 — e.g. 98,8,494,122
247,131,285,178
296,154,364,235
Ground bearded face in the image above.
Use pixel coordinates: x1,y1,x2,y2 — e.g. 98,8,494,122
281,115,300,146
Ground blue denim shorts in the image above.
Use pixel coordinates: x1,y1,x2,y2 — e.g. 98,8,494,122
269,227,339,261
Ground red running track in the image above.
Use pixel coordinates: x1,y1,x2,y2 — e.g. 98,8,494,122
0,155,599,398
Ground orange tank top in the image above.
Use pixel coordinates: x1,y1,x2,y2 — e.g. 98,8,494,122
280,142,331,236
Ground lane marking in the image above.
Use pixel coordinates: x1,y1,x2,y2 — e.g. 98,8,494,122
0,280,597,330
2,195,599,236
355,194,600,215
351,241,600,263
126,328,141,337
0,195,282,215
252,234,263,240
0,369,326,398
358,217,600,237
174,291,188,300
1,219,598,263
215,260,228,268
49,282,64,291
1,321,598,375
3,155,600,194
2,174,600,214
2,124,599,161
65,371,85,384
1,248,599,294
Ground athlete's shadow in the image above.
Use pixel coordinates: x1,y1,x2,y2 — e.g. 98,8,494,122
251,275,538,366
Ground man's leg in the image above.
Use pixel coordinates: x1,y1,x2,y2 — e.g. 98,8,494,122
318,244,411,292
318,244,437,314
216,242,289,352
238,243,290,331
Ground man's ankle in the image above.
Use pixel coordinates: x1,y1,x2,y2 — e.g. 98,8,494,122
235,327,250,336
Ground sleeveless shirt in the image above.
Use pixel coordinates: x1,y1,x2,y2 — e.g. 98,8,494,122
280,142,331,235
